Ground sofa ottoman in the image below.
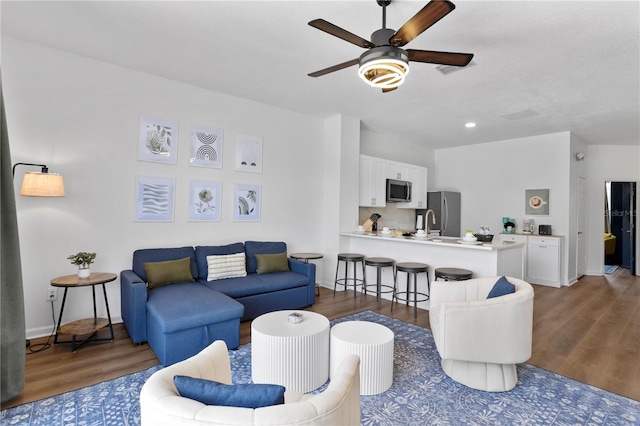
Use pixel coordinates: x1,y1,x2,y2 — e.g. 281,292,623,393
146,282,244,366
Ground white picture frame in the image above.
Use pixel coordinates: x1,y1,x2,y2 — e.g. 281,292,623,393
138,115,178,164
233,183,261,221
234,133,262,173
189,125,223,168
135,176,175,222
189,180,222,221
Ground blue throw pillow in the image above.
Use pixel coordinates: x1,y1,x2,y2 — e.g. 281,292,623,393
174,376,285,408
487,276,516,299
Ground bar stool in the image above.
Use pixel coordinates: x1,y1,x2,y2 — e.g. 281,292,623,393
290,253,323,296
434,267,473,281
334,253,366,298
363,257,395,308
393,262,430,318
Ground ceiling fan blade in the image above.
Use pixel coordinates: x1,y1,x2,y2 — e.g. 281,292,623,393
390,0,455,47
309,19,375,49
408,49,474,67
308,59,360,78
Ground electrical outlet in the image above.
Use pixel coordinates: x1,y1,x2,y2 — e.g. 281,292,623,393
46,287,57,302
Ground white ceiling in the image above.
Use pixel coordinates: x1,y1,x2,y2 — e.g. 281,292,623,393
2,1,639,149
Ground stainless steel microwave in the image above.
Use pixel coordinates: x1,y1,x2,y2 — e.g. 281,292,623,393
386,179,412,202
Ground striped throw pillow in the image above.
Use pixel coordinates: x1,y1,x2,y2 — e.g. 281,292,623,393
206,253,247,281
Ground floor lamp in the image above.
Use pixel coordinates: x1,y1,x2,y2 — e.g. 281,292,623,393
12,162,65,347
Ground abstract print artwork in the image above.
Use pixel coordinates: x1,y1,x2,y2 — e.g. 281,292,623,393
234,133,262,173
135,176,175,222
189,180,221,221
233,183,261,221
138,116,178,164
190,125,223,168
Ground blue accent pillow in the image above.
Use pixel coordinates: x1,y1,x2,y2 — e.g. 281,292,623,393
173,376,285,408
487,276,515,299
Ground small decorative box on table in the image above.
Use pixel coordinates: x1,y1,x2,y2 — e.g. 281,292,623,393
50,272,116,352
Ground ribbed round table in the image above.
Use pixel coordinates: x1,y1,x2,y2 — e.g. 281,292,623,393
251,310,330,393
330,321,394,395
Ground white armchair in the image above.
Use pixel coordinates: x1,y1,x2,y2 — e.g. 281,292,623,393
429,276,534,392
140,340,361,426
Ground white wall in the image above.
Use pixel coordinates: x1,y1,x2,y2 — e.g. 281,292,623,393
584,145,640,275
3,37,329,338
433,132,572,238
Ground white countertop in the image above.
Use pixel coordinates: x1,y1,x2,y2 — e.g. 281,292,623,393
341,232,525,251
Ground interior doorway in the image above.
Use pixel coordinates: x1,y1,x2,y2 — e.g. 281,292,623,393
604,181,636,275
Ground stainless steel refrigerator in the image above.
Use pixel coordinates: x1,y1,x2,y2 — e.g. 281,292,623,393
417,191,461,237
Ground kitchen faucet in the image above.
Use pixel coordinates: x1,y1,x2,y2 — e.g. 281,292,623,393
425,209,436,235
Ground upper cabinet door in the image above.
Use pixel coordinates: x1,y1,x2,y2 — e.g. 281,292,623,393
398,165,428,209
359,155,386,207
385,160,411,181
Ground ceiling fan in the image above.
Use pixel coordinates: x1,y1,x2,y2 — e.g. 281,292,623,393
308,0,474,92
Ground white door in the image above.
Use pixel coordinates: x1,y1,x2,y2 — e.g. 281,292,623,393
577,177,586,277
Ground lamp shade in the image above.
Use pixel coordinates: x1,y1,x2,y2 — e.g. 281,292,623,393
20,172,65,197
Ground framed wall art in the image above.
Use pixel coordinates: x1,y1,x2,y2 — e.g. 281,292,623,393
135,176,175,222
189,180,222,221
138,115,178,164
233,183,261,221
234,133,262,173
525,188,549,215
189,125,223,168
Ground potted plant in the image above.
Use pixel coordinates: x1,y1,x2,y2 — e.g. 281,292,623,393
67,252,97,278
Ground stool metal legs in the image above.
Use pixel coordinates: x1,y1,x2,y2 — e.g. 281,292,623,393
392,266,430,318
334,259,366,297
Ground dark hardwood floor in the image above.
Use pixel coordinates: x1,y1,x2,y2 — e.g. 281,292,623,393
3,268,639,410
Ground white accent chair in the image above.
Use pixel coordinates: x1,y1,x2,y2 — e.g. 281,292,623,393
429,276,534,392
140,340,361,426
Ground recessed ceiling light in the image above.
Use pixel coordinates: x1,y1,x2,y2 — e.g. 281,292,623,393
465,122,476,128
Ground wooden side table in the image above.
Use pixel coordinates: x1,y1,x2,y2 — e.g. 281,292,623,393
50,272,117,352
289,253,323,296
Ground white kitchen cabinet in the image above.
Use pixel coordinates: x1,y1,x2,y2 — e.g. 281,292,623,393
398,165,428,209
359,155,386,207
500,234,563,287
385,160,411,181
526,236,563,287
500,234,528,244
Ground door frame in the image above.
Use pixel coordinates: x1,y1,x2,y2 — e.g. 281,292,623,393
603,180,637,275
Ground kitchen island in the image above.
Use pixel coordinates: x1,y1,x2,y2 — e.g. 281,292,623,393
339,232,525,309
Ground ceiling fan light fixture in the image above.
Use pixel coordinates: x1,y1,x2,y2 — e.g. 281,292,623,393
358,46,409,90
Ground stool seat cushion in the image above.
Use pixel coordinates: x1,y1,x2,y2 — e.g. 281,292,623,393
337,253,365,261
396,262,429,272
365,257,395,267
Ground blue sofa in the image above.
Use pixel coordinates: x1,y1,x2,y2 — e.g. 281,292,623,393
120,241,316,366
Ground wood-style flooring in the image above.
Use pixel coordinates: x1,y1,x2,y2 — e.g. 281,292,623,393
2,268,638,409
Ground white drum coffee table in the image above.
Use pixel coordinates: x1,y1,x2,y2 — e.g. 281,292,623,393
251,310,330,393
330,321,394,395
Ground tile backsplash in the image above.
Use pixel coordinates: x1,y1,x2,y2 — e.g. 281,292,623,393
359,204,416,231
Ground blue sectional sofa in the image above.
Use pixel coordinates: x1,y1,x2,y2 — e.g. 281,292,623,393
120,241,316,366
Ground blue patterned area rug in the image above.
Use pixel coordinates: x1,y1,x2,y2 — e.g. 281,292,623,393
2,310,639,425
